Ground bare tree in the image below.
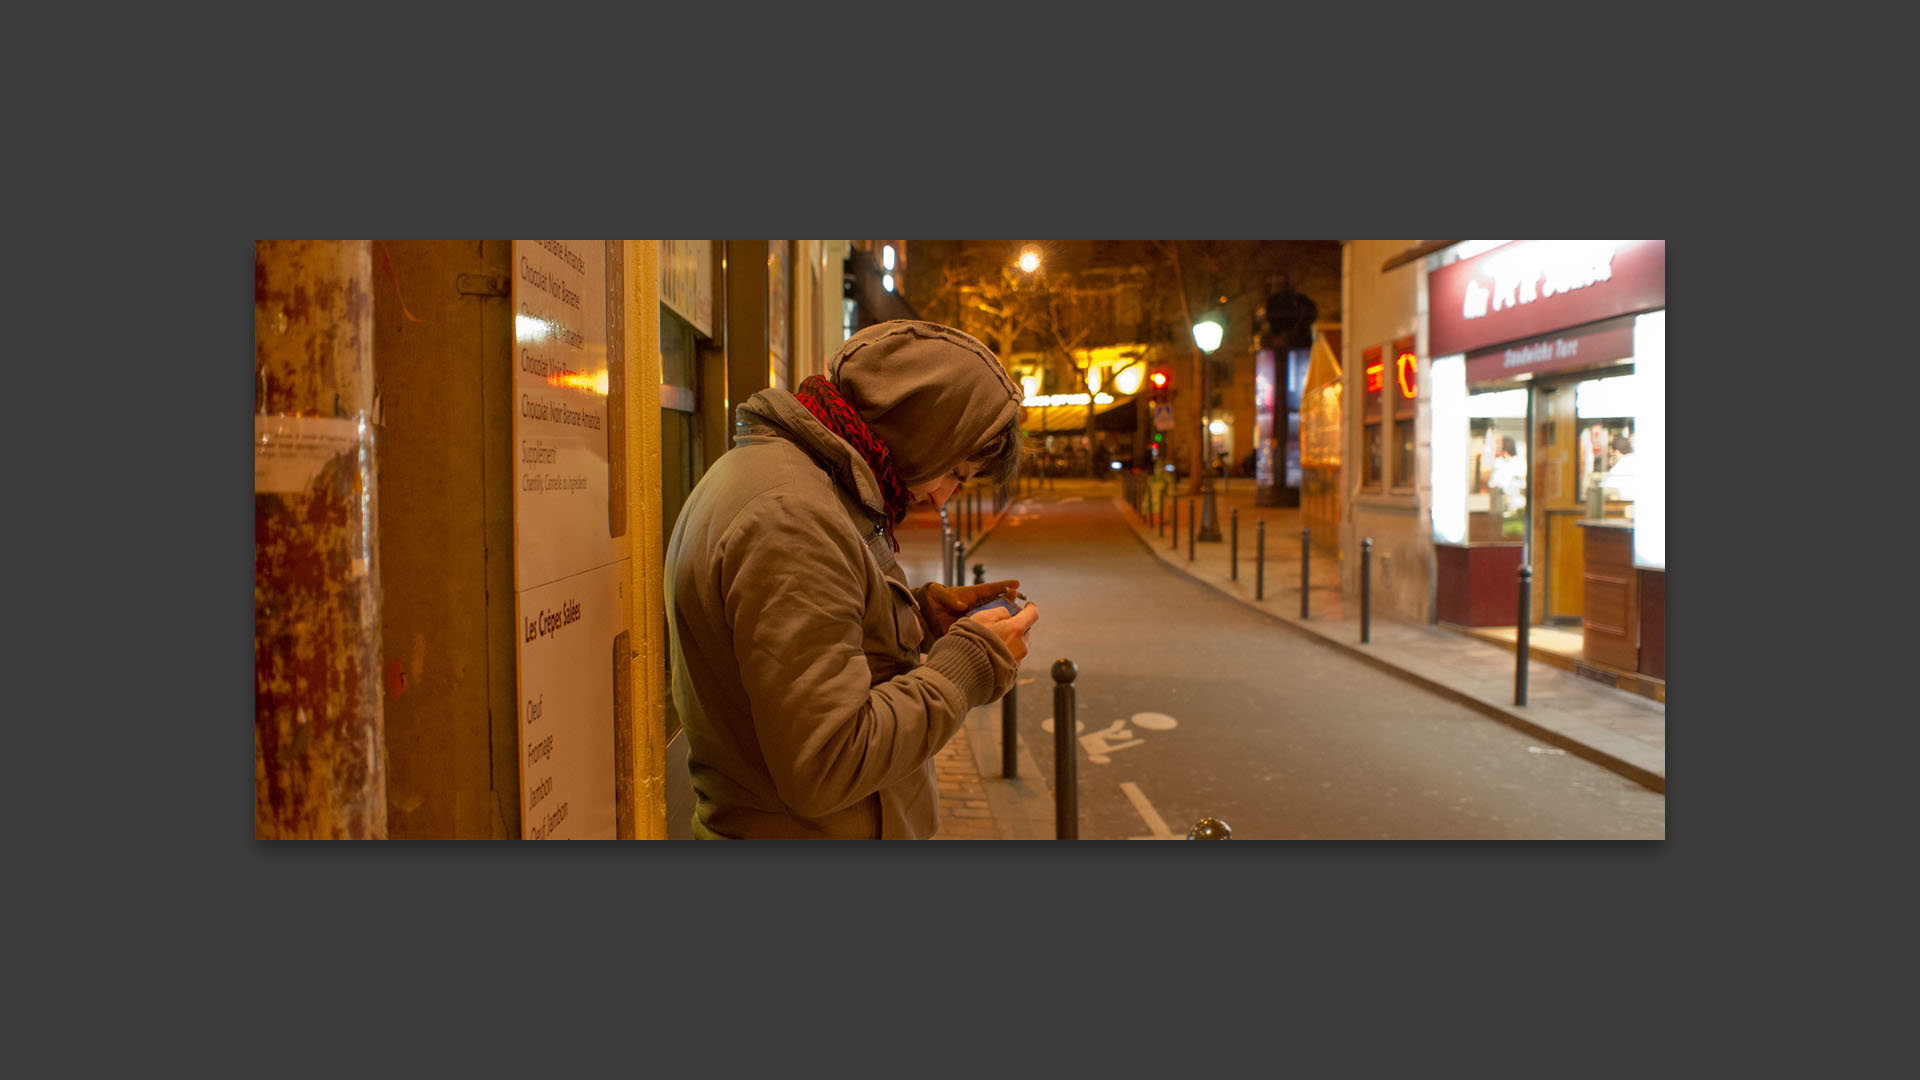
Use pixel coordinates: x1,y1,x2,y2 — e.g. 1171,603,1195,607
909,240,1342,485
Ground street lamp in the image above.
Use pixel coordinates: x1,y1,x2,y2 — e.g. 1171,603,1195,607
1193,315,1225,542
1018,249,1041,274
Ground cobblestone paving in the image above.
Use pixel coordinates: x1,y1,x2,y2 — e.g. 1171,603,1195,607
932,723,1000,840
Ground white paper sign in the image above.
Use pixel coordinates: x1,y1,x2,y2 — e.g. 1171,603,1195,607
511,240,623,840
255,415,364,494
512,241,615,591
515,561,622,841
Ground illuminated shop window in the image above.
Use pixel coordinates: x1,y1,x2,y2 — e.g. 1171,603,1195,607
1390,339,1417,488
1467,388,1528,541
1575,373,1641,507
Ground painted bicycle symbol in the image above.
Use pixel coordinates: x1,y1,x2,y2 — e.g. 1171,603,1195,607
1041,712,1179,764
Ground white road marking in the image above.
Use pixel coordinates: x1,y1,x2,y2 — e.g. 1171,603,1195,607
1120,781,1176,840
1130,712,1177,731
1080,719,1144,764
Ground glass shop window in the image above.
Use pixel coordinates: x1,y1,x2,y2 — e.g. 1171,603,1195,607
1467,388,1528,541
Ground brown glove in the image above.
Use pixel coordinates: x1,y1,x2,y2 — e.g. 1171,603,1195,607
920,578,1020,638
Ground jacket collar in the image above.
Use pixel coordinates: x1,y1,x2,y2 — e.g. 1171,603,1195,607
735,389,889,520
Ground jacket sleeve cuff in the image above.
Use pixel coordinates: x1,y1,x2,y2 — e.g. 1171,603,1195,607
921,619,1016,707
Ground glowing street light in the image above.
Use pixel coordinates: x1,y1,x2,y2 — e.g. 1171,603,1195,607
1192,318,1223,354
1018,249,1040,273
1193,314,1226,542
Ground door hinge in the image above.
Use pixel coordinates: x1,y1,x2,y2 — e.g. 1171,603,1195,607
456,273,510,297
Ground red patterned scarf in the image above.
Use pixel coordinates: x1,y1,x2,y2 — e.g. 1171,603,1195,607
792,374,914,551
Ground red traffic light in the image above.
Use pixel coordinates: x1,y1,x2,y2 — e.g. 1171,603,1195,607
1149,370,1169,389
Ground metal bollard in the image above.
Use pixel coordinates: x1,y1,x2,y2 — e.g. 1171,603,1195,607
1255,520,1266,601
1230,508,1239,581
1170,493,1179,550
1001,682,1018,779
1157,491,1165,536
973,563,985,586
1360,537,1373,644
1516,566,1532,706
1187,493,1196,561
1053,659,1078,840
1301,528,1311,619
1187,817,1232,840
964,492,973,543
953,539,965,590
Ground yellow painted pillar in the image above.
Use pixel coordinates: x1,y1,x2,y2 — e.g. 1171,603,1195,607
624,241,668,838
254,240,387,839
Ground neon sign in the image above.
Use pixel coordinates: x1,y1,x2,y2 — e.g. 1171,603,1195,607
1365,360,1383,394
1396,352,1418,399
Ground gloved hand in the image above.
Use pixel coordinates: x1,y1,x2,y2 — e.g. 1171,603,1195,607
921,578,1020,637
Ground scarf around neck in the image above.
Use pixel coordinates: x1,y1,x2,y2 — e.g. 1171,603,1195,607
792,374,914,551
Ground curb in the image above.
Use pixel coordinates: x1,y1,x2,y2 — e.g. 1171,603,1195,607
1108,494,1667,795
962,699,1056,840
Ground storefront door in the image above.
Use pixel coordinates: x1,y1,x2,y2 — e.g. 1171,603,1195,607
1531,378,1584,624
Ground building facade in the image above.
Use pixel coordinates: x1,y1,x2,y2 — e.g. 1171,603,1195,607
257,239,859,839
1337,240,1667,686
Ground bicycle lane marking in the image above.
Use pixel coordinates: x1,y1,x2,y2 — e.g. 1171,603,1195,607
1120,781,1176,840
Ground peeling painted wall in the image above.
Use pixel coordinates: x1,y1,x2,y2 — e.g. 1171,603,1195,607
255,240,387,839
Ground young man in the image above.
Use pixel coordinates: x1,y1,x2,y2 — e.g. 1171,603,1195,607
665,320,1039,839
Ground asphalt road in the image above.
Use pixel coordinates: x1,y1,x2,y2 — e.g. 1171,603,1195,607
938,485,1665,840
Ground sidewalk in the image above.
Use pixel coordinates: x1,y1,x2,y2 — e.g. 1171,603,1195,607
899,473,1665,841
894,492,1058,840
1108,475,1665,793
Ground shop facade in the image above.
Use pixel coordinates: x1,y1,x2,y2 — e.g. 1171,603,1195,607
1339,241,1432,622
1425,240,1665,680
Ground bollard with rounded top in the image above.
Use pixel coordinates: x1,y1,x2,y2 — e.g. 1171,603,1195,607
1301,528,1311,619
1255,520,1266,601
1170,493,1179,550
973,563,985,586
1516,566,1532,706
952,539,965,591
1360,537,1373,644
1187,491,1196,560
1001,681,1018,779
1230,508,1239,581
1187,817,1232,840
1052,658,1078,840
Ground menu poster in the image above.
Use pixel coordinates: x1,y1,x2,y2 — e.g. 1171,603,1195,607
510,240,623,840
514,562,622,841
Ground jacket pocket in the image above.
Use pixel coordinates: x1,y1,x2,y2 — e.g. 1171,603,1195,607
883,578,925,657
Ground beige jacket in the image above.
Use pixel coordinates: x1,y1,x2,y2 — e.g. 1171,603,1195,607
665,321,1023,839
